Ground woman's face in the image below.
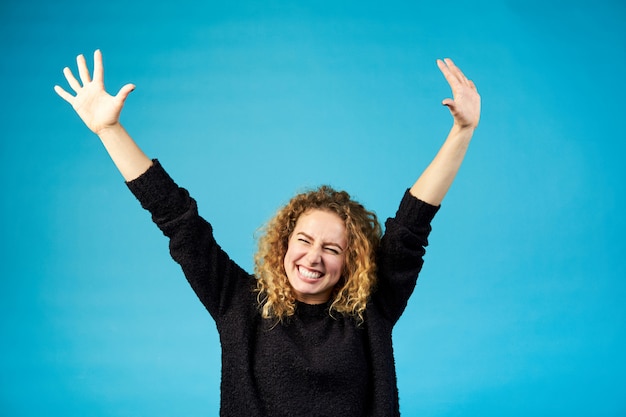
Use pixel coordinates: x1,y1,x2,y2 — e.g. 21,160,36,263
283,209,347,304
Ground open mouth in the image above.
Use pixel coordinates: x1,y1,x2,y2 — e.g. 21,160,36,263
298,265,323,280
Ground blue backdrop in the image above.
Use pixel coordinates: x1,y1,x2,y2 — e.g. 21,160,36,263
1,0,625,415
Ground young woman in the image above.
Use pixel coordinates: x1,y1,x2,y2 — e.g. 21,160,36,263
55,50,480,416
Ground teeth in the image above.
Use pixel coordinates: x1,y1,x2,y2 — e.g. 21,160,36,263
299,266,322,279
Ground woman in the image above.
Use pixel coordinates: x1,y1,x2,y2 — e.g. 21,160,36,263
54,50,480,416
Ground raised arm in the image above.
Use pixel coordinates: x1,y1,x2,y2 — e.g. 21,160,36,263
54,50,153,181
410,58,481,206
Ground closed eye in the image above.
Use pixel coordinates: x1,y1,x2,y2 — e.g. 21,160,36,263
325,247,340,255
295,232,343,254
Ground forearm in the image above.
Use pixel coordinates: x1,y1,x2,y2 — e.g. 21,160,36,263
97,123,153,181
376,190,439,322
410,123,475,206
126,160,252,321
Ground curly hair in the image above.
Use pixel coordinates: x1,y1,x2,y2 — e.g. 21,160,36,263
254,185,382,325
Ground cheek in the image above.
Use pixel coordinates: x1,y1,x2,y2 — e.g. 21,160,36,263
283,247,292,269
330,256,346,276
283,242,300,267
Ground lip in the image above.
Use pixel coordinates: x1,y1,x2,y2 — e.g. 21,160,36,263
297,265,324,283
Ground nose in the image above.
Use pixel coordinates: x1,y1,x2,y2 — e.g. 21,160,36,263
304,246,322,266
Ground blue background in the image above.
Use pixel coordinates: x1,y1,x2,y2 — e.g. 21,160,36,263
1,0,625,415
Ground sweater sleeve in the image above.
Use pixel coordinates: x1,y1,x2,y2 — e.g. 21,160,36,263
374,189,440,324
126,160,253,321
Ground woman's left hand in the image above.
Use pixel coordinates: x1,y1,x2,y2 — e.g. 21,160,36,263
437,58,481,130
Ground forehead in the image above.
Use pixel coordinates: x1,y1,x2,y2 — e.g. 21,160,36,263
294,209,347,240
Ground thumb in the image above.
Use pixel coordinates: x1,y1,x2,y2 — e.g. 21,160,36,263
116,83,136,102
442,98,461,119
442,97,454,108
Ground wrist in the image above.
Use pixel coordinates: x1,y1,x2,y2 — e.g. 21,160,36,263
450,122,476,142
451,121,476,133
96,122,125,138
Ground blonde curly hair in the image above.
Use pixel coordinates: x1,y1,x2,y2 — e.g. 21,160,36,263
254,185,382,325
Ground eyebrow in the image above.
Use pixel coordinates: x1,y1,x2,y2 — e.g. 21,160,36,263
296,232,344,251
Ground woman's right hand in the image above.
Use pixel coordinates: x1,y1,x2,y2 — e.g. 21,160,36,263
54,50,135,135
55,50,152,181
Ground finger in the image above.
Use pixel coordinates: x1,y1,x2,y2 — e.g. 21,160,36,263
442,98,454,108
442,99,463,121
444,58,470,86
93,49,103,83
76,54,92,84
115,83,136,102
63,66,82,92
53,85,74,103
437,59,460,88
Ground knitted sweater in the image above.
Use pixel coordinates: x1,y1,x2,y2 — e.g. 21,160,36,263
126,160,439,416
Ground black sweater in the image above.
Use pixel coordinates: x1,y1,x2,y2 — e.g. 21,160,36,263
127,161,439,416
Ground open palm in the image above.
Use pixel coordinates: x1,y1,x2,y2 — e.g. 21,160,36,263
54,50,135,135
437,58,481,129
